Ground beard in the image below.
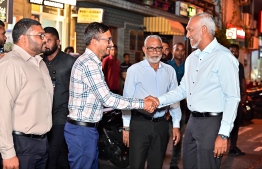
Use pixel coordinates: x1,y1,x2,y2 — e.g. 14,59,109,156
28,36,44,55
146,55,162,64
43,44,58,56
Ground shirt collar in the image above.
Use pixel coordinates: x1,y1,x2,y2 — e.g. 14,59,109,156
141,59,163,69
85,48,102,66
12,44,43,64
194,38,218,57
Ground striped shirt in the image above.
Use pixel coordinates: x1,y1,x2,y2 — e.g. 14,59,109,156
68,48,144,123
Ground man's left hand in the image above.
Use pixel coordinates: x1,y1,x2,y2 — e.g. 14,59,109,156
172,128,180,146
213,135,228,158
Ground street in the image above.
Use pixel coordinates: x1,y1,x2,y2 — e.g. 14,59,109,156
98,119,262,169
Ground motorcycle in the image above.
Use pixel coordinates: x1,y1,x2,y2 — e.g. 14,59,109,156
98,108,129,168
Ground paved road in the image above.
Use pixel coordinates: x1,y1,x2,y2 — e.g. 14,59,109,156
99,119,262,169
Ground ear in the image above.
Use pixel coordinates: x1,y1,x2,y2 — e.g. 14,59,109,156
142,46,146,53
202,25,208,35
56,39,61,46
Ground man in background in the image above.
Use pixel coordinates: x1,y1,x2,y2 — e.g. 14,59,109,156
161,39,171,63
42,27,76,169
0,20,7,58
167,43,186,169
228,44,247,156
102,45,121,94
0,18,53,169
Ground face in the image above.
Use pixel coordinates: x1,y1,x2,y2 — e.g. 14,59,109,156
110,47,117,58
42,33,59,55
173,44,185,60
26,25,46,55
186,17,202,49
96,30,114,59
124,54,130,63
162,42,170,60
0,26,6,48
229,47,239,59
142,37,162,64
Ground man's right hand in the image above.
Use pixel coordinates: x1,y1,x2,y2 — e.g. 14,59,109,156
122,130,130,147
143,96,159,113
3,156,19,169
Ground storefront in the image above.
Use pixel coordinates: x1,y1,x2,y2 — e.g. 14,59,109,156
4,0,76,52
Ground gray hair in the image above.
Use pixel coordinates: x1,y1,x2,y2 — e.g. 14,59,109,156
191,12,216,36
144,35,162,46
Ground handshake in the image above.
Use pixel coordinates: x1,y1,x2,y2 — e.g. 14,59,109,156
143,96,160,113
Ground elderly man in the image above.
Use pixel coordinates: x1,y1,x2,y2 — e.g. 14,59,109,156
122,35,181,169
152,12,240,169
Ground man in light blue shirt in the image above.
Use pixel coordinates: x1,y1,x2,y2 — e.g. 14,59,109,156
122,35,181,169
153,13,240,169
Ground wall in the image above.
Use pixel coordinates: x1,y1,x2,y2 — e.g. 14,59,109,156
76,1,144,58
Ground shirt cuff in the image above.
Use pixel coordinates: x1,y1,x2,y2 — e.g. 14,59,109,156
1,147,16,159
172,119,180,128
158,95,168,108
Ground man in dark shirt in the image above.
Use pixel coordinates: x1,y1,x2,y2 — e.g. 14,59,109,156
167,42,186,169
42,27,76,169
228,44,247,156
120,53,132,82
161,39,171,63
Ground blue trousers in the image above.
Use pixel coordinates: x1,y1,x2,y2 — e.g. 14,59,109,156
64,122,99,169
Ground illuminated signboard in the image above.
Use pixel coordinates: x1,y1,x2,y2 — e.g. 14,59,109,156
77,8,104,23
0,0,7,22
226,28,237,39
188,4,196,17
236,28,245,39
176,1,188,17
29,0,64,9
50,0,76,5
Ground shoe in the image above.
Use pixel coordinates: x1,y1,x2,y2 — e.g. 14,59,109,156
170,166,179,169
228,147,245,156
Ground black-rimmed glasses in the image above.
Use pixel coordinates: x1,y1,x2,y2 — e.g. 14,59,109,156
146,46,163,52
25,33,46,40
96,37,112,44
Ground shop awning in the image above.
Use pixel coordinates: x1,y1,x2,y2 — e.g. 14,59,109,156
143,17,185,35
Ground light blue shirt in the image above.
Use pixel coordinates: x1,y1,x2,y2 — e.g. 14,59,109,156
158,38,240,136
122,59,181,128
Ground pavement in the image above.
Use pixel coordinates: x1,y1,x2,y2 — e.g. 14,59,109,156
99,119,262,169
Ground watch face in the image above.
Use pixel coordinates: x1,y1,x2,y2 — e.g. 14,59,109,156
220,134,228,139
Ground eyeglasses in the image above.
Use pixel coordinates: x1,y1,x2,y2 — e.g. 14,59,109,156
146,46,163,52
96,37,112,44
25,33,46,40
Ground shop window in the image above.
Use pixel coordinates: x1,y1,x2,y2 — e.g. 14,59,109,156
129,30,144,51
130,30,136,50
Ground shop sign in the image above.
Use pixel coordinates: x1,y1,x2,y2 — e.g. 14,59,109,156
226,28,237,39
175,1,188,17
29,0,64,9
77,8,103,23
0,0,7,22
49,0,76,6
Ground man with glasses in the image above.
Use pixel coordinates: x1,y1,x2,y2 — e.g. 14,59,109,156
64,22,157,169
0,18,53,169
41,27,76,169
122,35,181,169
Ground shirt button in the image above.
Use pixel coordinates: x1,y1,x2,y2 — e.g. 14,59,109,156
193,82,194,84
189,105,191,107
190,93,191,95
196,70,198,72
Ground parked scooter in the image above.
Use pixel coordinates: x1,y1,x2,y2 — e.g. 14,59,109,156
98,108,129,168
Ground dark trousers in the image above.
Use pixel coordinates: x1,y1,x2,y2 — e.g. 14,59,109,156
64,122,99,169
129,115,169,169
170,100,187,167
0,134,48,169
230,105,243,148
47,124,70,169
183,115,222,169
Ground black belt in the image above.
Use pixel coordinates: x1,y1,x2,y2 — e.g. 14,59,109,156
12,131,46,139
191,111,222,117
132,110,166,122
67,117,99,128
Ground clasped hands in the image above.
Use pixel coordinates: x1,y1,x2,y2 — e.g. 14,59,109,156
143,96,159,113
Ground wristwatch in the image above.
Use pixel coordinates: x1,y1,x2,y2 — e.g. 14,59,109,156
122,127,130,131
219,134,229,140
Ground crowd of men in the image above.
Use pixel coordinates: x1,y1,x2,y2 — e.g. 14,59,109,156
0,12,246,169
